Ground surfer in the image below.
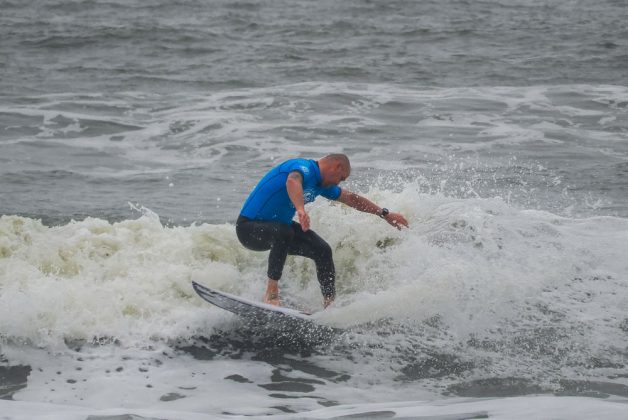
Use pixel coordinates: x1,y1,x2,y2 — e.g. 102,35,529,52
236,154,409,308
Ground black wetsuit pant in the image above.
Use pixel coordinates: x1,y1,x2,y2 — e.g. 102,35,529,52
235,216,335,298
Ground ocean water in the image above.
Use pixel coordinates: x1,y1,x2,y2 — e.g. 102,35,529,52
1,0,628,418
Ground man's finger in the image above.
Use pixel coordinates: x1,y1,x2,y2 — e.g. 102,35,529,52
300,212,310,231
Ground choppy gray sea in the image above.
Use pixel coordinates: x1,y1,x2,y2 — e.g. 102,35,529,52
1,1,628,419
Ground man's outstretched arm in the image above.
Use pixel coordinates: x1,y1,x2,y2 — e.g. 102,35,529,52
337,190,409,229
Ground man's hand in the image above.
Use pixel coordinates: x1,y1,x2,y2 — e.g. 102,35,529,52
297,208,310,231
384,212,409,230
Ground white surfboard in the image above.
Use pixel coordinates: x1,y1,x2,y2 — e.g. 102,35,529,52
192,281,315,326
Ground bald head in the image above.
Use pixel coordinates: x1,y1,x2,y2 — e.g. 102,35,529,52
321,154,350,169
318,154,351,186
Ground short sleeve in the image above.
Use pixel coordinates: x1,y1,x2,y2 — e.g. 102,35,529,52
320,185,342,201
284,160,314,184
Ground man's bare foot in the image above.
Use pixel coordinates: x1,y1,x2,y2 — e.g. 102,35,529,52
263,292,280,306
264,279,280,306
323,296,334,308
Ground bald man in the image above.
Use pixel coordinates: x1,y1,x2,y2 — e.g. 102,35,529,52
236,154,409,308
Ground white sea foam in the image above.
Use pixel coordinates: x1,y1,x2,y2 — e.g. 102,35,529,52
1,185,626,371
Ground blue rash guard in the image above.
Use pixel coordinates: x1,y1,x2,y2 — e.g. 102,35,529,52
240,158,342,224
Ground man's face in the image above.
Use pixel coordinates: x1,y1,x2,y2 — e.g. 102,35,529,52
325,162,350,186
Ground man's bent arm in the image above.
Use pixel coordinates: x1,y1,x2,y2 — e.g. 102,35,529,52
286,171,305,211
286,171,310,231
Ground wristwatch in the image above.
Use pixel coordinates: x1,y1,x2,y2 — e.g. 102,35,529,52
379,207,389,218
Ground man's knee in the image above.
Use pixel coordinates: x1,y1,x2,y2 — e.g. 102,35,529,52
316,240,333,262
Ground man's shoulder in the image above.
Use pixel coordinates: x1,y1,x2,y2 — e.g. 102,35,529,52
280,158,315,177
